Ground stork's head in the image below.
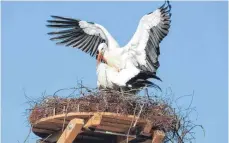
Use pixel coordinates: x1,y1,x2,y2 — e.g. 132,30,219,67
97,43,107,66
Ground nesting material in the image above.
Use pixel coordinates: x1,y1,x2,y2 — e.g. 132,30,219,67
29,89,177,132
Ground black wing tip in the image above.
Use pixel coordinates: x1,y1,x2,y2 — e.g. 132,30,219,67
148,0,171,15
165,0,171,7
146,81,162,91
49,37,58,41
50,15,80,22
46,20,58,23
50,15,61,19
160,0,171,11
46,24,63,28
46,24,52,27
51,15,57,18
151,74,162,82
49,15,63,21
144,81,162,91
47,31,55,35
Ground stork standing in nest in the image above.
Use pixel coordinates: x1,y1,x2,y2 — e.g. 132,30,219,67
47,0,172,92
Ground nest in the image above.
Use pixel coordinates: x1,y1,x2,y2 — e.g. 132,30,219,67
29,89,177,132
26,84,204,143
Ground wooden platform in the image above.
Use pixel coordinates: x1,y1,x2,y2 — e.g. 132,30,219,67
31,112,165,143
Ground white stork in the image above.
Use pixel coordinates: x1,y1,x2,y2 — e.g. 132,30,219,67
47,1,171,91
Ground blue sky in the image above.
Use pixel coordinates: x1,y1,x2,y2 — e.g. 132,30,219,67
2,1,228,143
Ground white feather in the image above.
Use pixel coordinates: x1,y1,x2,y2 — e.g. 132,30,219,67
97,63,140,89
122,9,162,68
79,21,107,40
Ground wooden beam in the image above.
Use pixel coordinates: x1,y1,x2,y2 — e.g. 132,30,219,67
31,112,147,137
96,125,125,133
141,121,153,137
32,128,54,134
102,113,145,123
84,113,102,130
33,123,62,130
102,117,133,125
45,119,69,124
101,121,131,129
152,130,165,143
32,112,145,125
57,118,84,143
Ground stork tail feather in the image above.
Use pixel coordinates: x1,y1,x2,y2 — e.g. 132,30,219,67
126,71,161,91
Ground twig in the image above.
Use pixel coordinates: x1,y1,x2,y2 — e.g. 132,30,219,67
23,126,32,143
133,103,144,127
40,134,52,143
126,106,137,143
62,99,70,132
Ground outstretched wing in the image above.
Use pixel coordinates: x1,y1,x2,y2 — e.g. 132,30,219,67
125,0,172,73
47,16,108,57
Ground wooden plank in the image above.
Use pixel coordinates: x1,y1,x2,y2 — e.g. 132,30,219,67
32,128,54,134
31,112,147,137
101,121,131,129
143,121,153,133
57,118,84,143
32,112,146,125
152,130,165,143
32,112,93,124
42,119,69,124
33,123,63,130
102,117,132,125
96,125,126,133
102,117,146,126
102,117,145,126
102,113,145,123
32,119,70,132
58,115,89,121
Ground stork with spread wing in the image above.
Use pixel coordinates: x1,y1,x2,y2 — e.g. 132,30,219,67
47,0,171,91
